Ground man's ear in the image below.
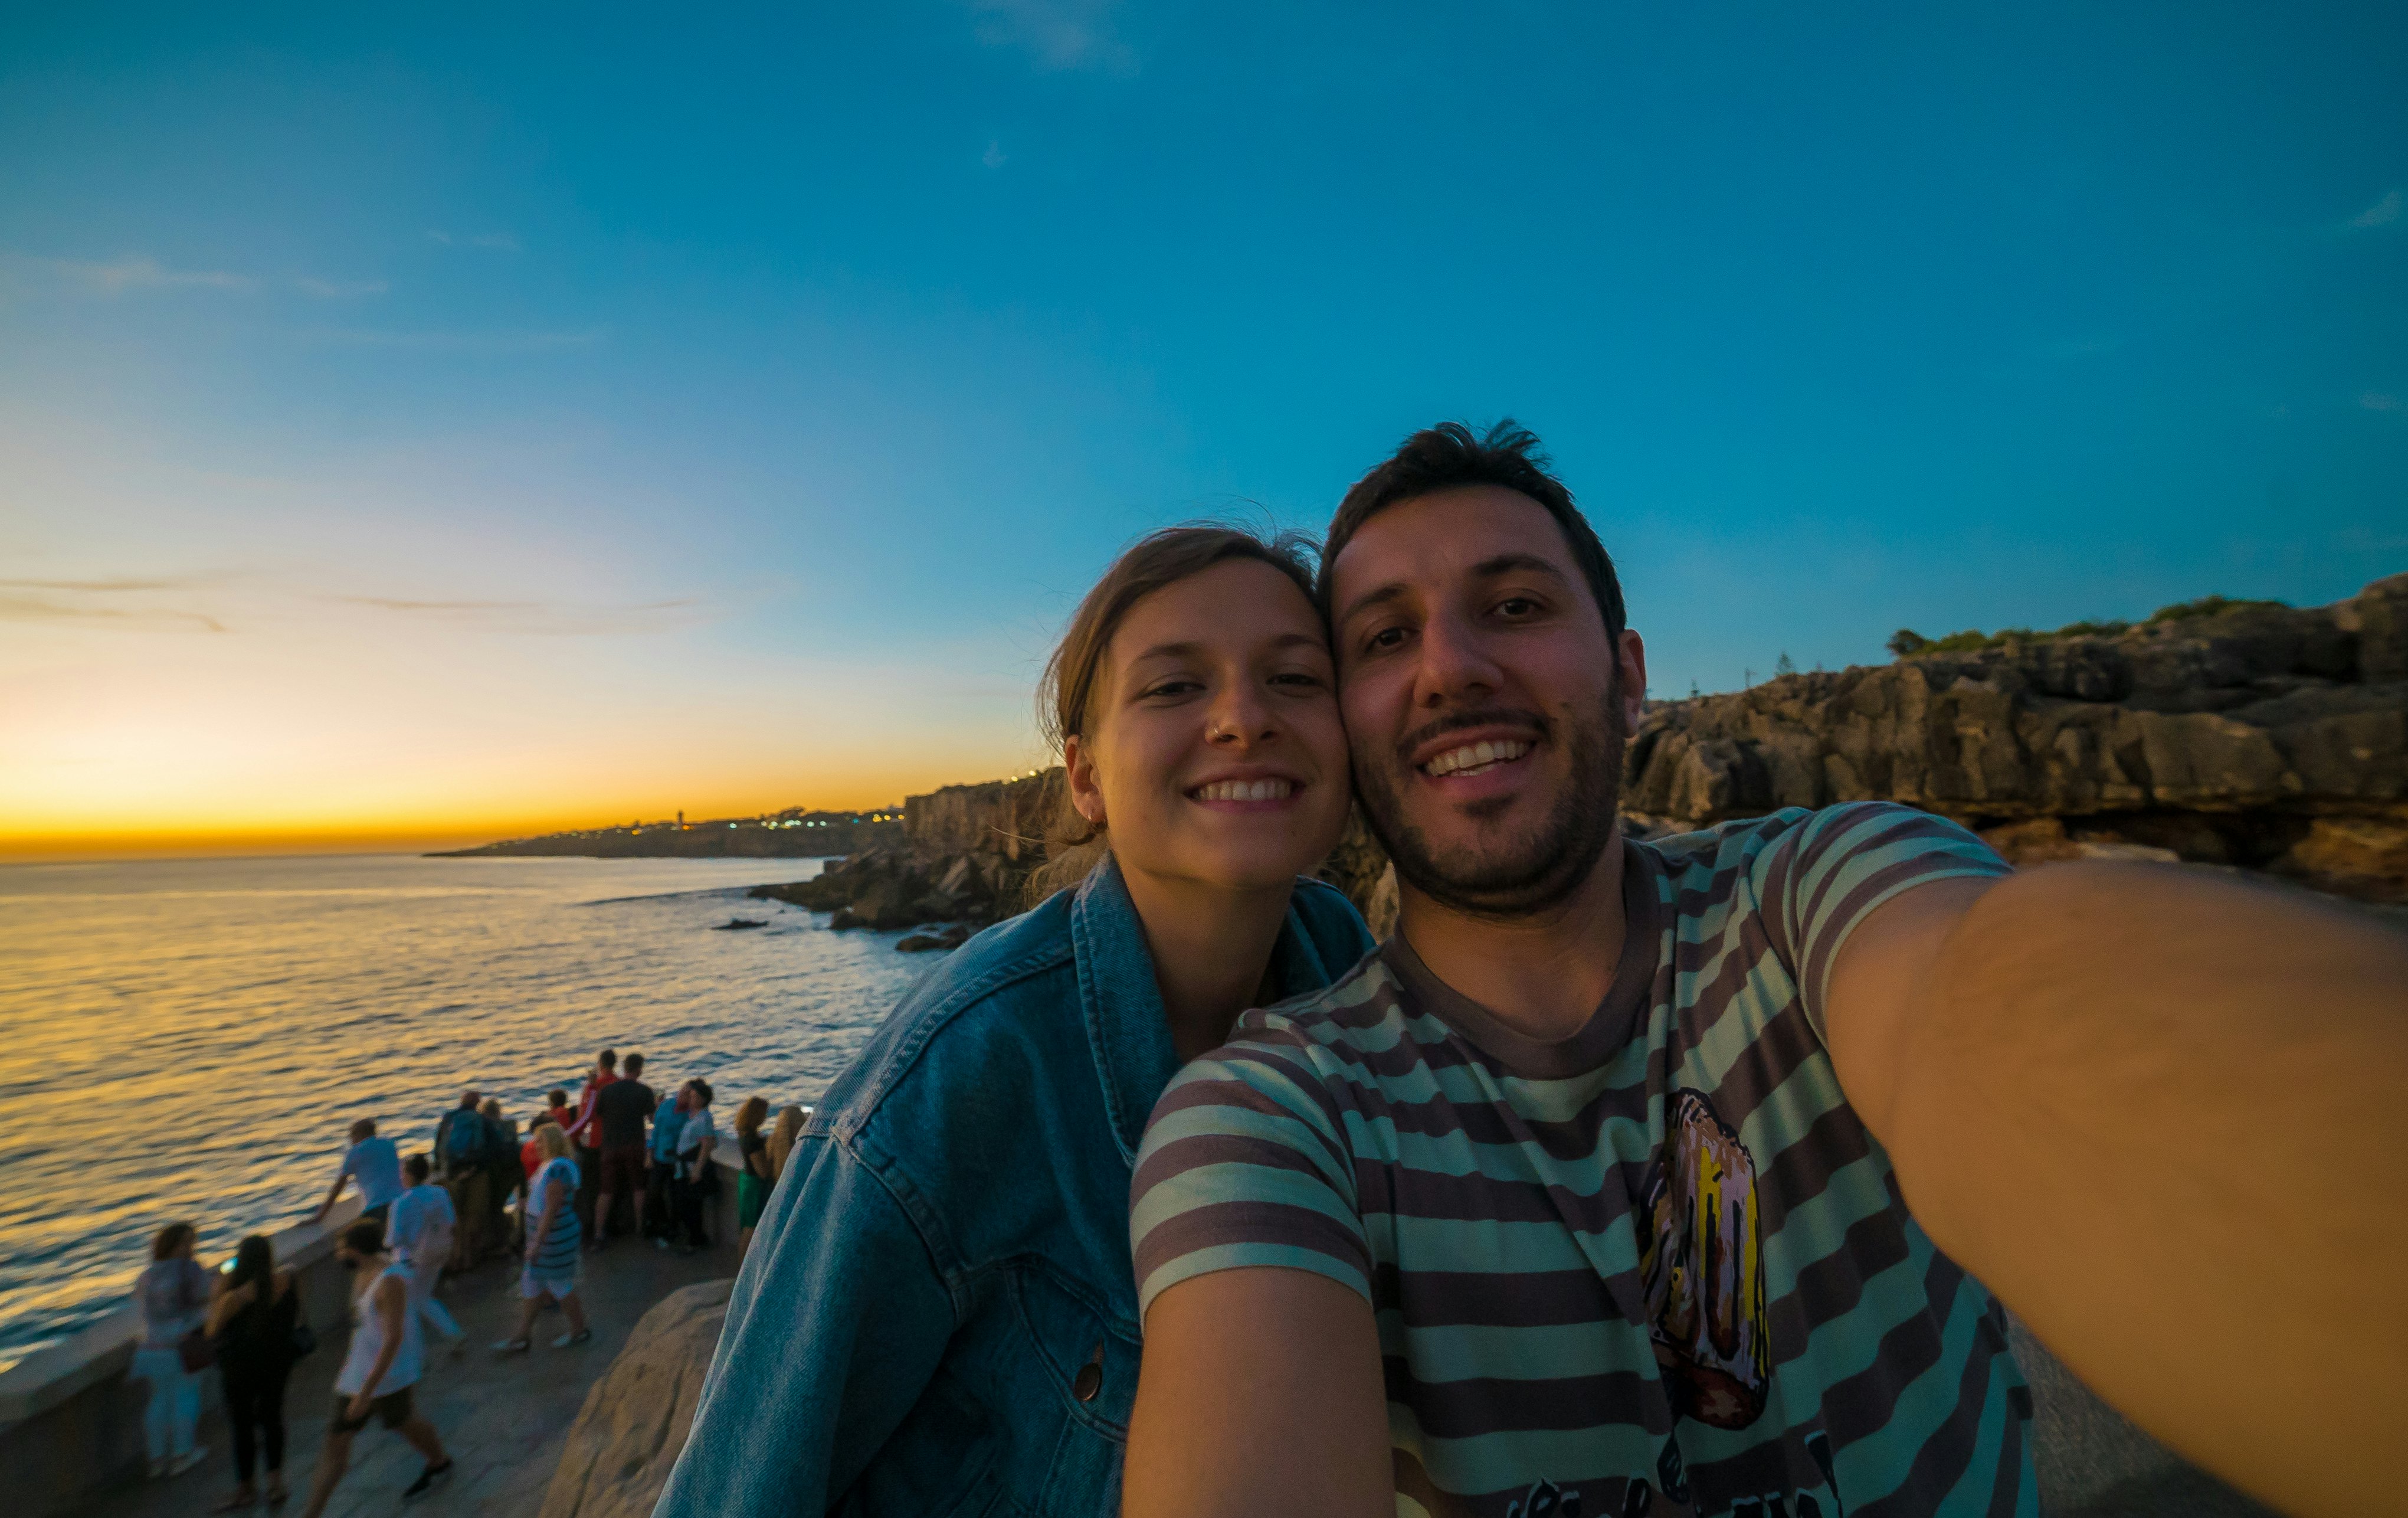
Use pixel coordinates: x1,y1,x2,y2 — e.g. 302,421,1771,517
1616,629,1649,732
1065,734,1106,827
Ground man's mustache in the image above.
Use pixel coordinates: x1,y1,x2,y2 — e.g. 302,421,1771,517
1387,707,1552,767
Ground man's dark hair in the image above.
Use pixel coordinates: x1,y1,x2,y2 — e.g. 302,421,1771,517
1319,419,1625,642
457,1090,480,1108
623,1053,644,1076
350,1117,376,1140
599,1048,617,1069
404,1153,430,1183
690,1078,713,1105
548,1088,569,1108
340,1220,386,1256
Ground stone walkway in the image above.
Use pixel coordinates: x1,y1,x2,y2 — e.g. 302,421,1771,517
87,1241,735,1518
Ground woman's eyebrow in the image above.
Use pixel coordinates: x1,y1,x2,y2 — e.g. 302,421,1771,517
1126,640,1205,666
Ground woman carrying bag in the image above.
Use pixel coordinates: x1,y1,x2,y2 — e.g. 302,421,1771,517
205,1234,306,1510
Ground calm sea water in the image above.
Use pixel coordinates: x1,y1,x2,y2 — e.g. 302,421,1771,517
0,852,934,1375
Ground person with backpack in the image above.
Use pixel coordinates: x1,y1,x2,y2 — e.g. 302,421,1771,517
431,1091,494,1265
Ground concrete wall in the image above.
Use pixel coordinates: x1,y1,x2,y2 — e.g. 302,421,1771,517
0,1143,757,1518
0,1195,366,1518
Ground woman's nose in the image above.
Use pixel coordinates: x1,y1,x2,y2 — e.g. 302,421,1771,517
1207,684,1275,744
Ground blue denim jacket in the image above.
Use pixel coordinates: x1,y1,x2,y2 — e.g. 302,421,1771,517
655,856,1374,1518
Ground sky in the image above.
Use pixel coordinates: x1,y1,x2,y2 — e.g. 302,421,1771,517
3,1,2403,856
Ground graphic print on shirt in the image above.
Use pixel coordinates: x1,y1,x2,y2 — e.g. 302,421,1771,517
1638,1089,1768,1430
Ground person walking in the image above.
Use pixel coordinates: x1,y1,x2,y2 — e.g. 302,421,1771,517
309,1118,402,1229
494,1124,592,1352
130,1221,212,1480
670,1079,717,1255
430,1090,494,1267
298,1222,451,1516
731,1097,772,1260
594,1052,657,1240
204,1234,302,1511
514,1117,555,1256
563,1051,617,1247
385,1154,465,1352
646,1082,687,1245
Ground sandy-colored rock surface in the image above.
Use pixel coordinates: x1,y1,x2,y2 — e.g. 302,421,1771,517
535,1278,733,1518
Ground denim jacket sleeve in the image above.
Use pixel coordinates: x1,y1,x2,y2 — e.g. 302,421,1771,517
654,1131,955,1517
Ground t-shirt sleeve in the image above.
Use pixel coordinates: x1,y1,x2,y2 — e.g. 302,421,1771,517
1754,800,2014,1044
1128,1024,1371,1322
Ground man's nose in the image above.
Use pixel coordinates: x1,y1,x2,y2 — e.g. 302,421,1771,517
1412,610,1503,708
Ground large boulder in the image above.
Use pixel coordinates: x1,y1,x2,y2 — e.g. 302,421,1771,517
536,1279,733,1518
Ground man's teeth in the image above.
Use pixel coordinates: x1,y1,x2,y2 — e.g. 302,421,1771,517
1194,778,1295,803
1422,739,1532,778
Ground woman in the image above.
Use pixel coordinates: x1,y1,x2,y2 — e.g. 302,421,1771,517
205,1234,301,1509
492,1124,591,1353
764,1104,805,1182
656,526,1372,1517
131,1221,212,1479
671,1080,718,1254
732,1096,774,1259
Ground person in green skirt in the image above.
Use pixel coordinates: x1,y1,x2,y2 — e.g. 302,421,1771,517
731,1096,774,1261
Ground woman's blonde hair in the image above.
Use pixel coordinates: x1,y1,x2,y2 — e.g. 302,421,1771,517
733,1095,769,1138
766,1105,805,1178
1026,524,1321,900
533,1123,571,1163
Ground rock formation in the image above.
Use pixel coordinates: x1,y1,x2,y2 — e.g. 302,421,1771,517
535,1279,733,1518
750,773,1063,930
1623,574,2407,899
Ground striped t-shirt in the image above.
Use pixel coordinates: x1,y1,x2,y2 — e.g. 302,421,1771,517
1131,803,2032,1518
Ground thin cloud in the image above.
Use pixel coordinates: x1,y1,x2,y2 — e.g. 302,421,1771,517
44,256,255,295
305,328,606,355
2363,392,2402,413
2347,189,2402,230
425,230,523,252
296,277,389,298
968,0,1136,74
0,594,226,632
0,576,206,593
982,140,1008,170
332,594,708,635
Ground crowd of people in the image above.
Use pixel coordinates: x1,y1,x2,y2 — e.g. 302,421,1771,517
129,1048,810,1512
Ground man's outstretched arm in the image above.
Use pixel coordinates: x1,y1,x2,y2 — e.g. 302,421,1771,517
1824,863,2408,1518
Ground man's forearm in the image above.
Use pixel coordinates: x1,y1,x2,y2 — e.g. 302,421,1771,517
1885,862,2407,1518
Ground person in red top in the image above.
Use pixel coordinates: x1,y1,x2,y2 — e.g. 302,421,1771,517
563,1051,618,1249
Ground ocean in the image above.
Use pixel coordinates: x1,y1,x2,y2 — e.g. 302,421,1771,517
0,851,933,1375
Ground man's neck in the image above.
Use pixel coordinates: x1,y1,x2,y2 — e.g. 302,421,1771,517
1395,830,1628,1043
1118,862,1295,1064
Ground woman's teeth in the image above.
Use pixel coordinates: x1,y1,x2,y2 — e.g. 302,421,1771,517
1422,739,1532,778
1194,778,1295,803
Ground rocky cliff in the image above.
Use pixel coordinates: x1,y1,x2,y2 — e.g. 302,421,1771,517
749,772,1065,934
1624,573,2407,899
535,1279,733,1518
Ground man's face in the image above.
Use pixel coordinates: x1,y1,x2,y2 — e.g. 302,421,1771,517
1328,485,1646,918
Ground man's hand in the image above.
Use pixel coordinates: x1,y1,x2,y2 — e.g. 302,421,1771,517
1124,1268,1390,1518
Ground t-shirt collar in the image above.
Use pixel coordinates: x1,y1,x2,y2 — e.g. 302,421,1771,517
1380,840,1663,1080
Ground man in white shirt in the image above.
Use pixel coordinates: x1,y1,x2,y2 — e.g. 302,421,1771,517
312,1117,404,1228
385,1154,464,1349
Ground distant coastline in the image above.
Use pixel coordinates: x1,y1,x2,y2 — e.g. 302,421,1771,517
430,807,906,859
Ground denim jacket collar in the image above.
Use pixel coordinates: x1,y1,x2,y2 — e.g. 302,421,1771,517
1070,853,1344,1164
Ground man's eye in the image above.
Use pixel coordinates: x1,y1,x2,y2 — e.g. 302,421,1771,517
1495,597,1541,619
1364,626,1408,652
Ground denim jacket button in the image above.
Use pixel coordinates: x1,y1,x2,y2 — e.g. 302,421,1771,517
1073,1343,1103,1402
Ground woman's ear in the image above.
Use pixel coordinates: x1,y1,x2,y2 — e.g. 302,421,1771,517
1065,733,1106,827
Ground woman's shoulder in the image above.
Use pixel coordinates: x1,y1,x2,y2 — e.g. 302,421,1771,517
813,892,1081,1135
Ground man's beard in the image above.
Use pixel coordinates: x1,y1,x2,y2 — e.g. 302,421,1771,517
1354,694,1626,921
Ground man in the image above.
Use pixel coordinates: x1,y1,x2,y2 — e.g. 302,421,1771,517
647,1079,689,1245
669,1079,718,1254
386,1154,466,1352
299,1221,452,1517
431,1090,494,1265
1123,422,2407,1518
594,1052,658,1239
564,1050,618,1248
310,1118,403,1229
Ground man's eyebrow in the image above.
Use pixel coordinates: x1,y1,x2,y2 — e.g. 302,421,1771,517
1334,581,1410,628
1470,552,1571,583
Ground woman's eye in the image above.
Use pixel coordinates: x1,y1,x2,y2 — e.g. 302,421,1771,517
1269,670,1326,689
1142,679,1203,699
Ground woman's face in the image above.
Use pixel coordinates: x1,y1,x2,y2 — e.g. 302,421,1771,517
1068,558,1351,893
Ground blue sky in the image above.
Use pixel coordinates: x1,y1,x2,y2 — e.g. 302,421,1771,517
3,2,2404,845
